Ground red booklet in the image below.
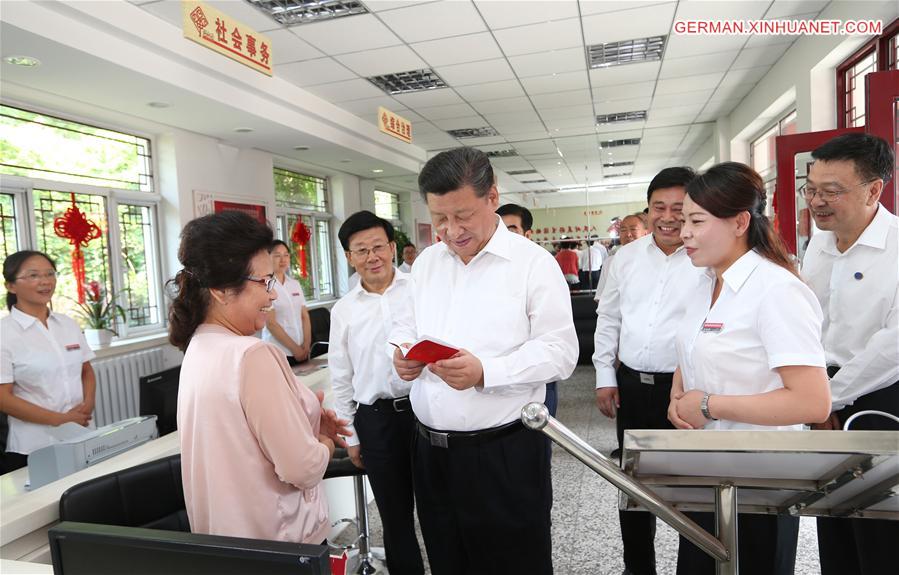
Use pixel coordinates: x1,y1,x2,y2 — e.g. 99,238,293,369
391,336,460,364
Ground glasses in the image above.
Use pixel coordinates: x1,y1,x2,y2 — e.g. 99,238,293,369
800,180,875,202
349,244,391,258
15,270,58,282
244,274,276,292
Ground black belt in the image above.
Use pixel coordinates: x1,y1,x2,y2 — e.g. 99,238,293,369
619,363,674,385
416,420,524,449
369,396,412,413
827,366,841,378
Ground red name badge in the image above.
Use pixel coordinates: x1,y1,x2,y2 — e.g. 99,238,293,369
701,322,723,333
65,343,81,351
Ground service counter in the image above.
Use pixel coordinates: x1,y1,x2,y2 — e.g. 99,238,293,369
0,359,351,567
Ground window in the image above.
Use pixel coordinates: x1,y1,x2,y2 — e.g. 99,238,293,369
374,190,400,221
750,109,797,200
0,105,162,334
273,168,335,301
837,18,899,128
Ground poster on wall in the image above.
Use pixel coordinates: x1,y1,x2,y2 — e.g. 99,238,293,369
193,190,268,225
417,222,433,247
213,200,266,224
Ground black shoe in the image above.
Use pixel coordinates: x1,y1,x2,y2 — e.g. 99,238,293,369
610,448,621,460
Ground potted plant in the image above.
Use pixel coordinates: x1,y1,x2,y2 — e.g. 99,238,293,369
72,280,127,347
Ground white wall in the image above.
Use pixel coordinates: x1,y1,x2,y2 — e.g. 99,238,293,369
726,1,898,160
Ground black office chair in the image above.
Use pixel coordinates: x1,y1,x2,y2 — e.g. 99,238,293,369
308,307,331,358
59,454,190,532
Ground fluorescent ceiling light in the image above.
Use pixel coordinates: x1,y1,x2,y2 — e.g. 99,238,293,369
587,35,666,69
446,127,499,138
367,69,447,95
596,110,647,125
246,0,368,25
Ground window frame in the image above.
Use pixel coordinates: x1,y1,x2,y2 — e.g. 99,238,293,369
0,103,164,338
272,167,336,303
836,18,899,128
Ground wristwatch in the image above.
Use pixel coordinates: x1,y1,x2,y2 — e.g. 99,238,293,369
700,393,717,420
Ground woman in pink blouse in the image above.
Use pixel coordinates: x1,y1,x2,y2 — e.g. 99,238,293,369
168,211,347,544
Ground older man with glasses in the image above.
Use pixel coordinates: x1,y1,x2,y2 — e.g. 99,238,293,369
801,133,898,575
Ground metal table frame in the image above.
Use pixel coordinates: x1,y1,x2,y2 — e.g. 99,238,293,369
521,403,899,575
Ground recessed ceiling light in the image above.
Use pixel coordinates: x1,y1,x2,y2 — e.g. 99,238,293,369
372,169,384,173
3,55,40,67
587,35,666,69
147,101,171,109
293,145,310,151
246,0,368,25
446,127,499,138
596,110,647,125
233,127,254,133
367,68,447,95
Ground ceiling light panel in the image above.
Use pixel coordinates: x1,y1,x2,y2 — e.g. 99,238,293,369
596,110,647,124
367,69,447,94
485,149,519,158
446,127,499,139
599,138,642,148
587,35,666,69
603,161,635,168
506,169,539,176
246,0,368,25
521,179,548,184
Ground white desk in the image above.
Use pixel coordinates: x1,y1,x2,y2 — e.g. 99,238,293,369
0,360,337,565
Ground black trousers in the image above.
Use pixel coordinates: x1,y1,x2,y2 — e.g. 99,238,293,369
817,377,899,575
616,364,675,575
676,512,799,575
354,401,424,575
412,424,553,575
545,381,558,417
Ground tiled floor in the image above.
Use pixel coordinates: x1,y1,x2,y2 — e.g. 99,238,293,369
338,365,823,574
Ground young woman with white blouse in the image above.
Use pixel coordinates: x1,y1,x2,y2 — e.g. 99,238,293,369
261,240,312,366
0,250,96,474
668,162,831,575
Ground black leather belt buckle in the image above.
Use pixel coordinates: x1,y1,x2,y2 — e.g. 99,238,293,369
639,372,655,385
393,397,411,412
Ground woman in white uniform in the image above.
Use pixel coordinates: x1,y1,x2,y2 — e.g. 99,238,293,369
0,250,96,474
668,163,831,575
262,240,312,366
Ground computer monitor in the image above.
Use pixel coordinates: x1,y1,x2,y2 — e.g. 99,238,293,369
139,365,181,436
49,522,330,575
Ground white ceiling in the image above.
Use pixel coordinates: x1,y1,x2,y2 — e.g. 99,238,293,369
5,0,836,198
137,0,827,194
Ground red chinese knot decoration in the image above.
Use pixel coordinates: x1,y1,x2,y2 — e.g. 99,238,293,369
53,192,102,303
291,219,312,279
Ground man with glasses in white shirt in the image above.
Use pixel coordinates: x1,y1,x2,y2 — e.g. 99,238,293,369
801,133,898,575
593,167,702,575
392,147,578,575
330,210,423,575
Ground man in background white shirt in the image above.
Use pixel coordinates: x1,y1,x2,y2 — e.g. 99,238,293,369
399,243,416,274
593,167,700,575
392,147,578,575
802,133,898,575
331,210,423,575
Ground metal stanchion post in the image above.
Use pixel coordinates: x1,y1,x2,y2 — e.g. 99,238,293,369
715,482,739,575
353,475,376,575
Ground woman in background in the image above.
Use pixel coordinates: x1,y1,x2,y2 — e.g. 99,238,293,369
262,240,312,366
169,211,347,543
669,162,830,574
0,250,95,474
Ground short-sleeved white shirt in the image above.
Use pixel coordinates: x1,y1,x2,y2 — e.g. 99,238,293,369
1,307,95,454
676,250,826,431
261,274,307,357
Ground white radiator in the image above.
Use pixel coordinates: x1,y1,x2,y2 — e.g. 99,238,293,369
92,348,165,427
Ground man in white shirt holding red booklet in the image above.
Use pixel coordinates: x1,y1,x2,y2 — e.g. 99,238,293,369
330,210,423,575
392,146,578,575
